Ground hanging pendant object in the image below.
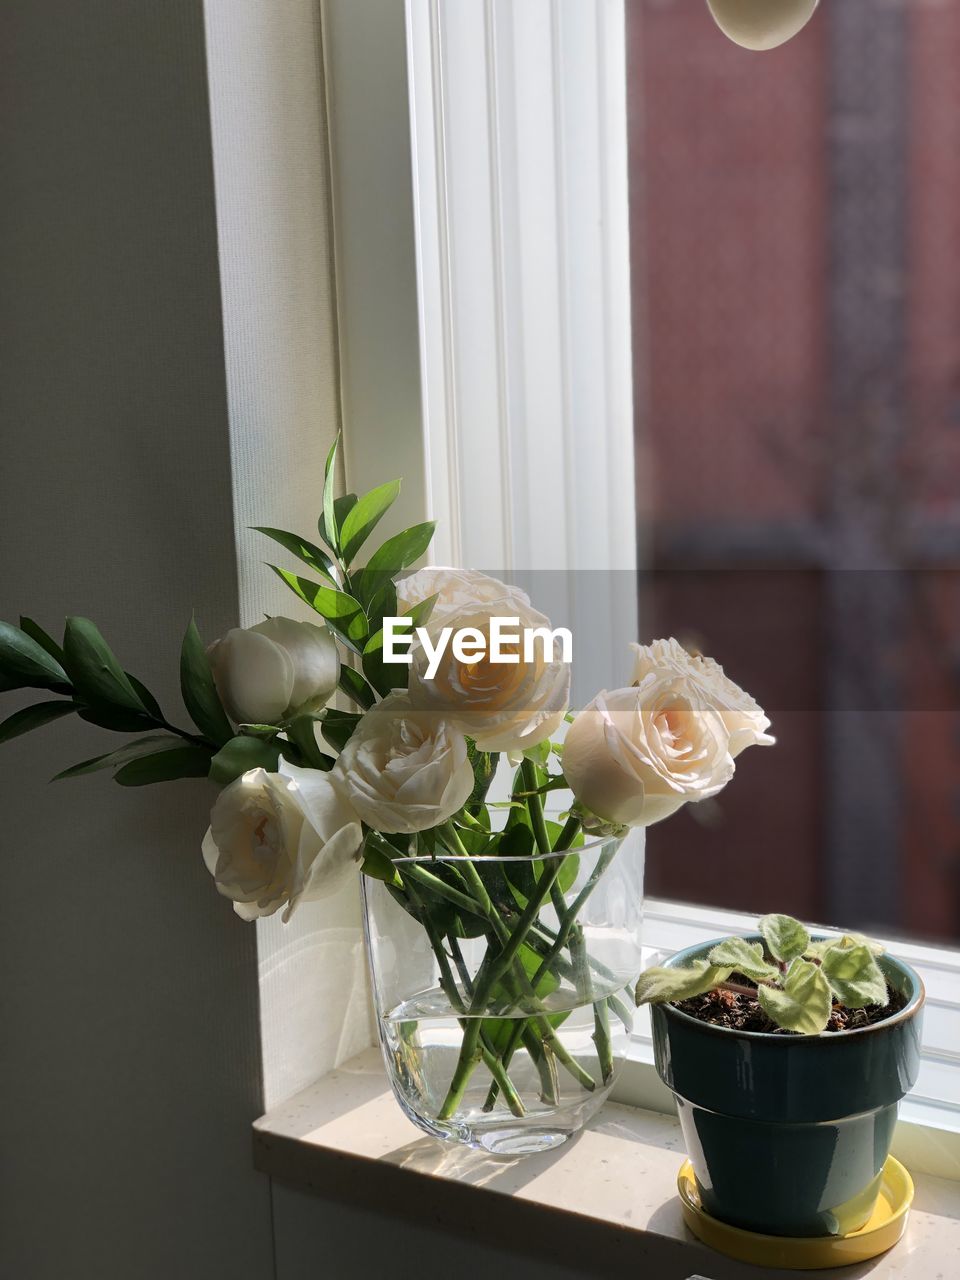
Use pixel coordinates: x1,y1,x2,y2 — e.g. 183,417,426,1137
706,0,819,51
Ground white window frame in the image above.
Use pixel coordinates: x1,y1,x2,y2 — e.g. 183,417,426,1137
320,0,960,1180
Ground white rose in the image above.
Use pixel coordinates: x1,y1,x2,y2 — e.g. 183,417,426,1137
209,616,339,725
630,638,774,758
707,0,819,52
202,763,362,921
397,566,532,630
332,692,474,834
402,569,570,754
564,647,772,826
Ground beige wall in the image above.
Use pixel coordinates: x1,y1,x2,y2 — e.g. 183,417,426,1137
0,3,272,1276
1,5,596,1277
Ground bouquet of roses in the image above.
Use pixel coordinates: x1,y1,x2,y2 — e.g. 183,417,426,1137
0,439,772,1143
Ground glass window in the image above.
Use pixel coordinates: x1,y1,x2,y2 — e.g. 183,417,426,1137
628,1,960,945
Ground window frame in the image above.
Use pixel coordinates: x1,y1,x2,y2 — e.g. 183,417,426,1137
320,0,960,1168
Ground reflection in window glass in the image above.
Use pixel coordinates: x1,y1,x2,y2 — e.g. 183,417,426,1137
629,1,960,943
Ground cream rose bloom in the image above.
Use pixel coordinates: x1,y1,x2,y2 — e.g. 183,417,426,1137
630,638,774,758
397,566,532,629
564,642,773,827
402,568,570,754
202,763,363,921
332,692,474,834
209,617,339,726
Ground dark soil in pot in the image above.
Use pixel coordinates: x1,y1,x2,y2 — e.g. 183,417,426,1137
674,974,907,1034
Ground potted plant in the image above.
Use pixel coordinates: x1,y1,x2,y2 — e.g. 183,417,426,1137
0,441,774,1152
637,914,924,1238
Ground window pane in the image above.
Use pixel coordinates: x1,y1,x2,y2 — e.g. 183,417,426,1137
628,1,960,944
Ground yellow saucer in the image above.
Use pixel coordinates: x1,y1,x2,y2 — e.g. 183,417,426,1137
677,1156,914,1271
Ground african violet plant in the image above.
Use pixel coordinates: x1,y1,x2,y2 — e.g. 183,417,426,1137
637,912,890,1035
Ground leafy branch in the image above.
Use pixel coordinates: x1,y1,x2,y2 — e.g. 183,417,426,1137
0,433,440,787
259,434,436,702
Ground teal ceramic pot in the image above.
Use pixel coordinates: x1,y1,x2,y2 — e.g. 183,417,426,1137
650,936,924,1238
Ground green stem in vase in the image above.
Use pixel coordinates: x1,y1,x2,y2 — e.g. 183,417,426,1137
404,881,527,1119
437,824,586,1069
413,883,570,1097
592,996,614,1083
520,759,614,1080
448,933,558,1107
402,845,622,1012
404,856,626,1038
437,854,581,1121
400,861,483,917
486,767,621,1106
521,931,633,1028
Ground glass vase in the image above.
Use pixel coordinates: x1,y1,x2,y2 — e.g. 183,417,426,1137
362,830,645,1155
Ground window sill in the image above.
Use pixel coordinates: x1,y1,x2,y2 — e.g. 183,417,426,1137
254,1048,960,1280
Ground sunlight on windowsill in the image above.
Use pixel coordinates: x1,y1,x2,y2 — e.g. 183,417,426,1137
254,1048,959,1280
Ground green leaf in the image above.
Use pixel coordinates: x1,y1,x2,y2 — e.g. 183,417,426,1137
360,591,440,696
819,943,888,1009
53,734,180,780
804,939,833,960
364,579,398,638
319,710,362,754
209,735,282,785
115,745,214,787
635,960,733,1006
320,436,341,551
552,850,581,896
360,835,403,888
805,933,884,962
523,739,552,768
284,715,335,771
360,592,437,696
338,479,402,566
517,941,560,1000
335,493,359,532
338,664,376,710
499,824,536,858
361,627,409,698
319,493,360,551
19,617,65,663
459,804,491,833
354,521,436,604
759,913,810,965
268,567,368,651
499,826,560,906
0,621,70,690
126,674,163,720
757,958,833,1034
253,527,337,584
403,592,438,630
708,937,780,983
62,618,146,714
837,932,885,957
180,618,234,745
499,814,583,896
77,704,154,733
0,701,75,745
